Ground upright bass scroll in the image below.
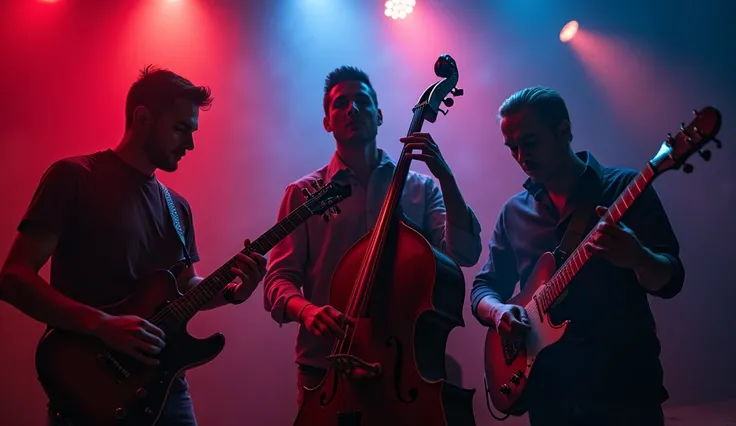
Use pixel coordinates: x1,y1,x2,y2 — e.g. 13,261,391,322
293,54,476,426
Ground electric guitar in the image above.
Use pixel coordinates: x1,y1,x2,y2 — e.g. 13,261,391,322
35,180,351,426
483,106,723,416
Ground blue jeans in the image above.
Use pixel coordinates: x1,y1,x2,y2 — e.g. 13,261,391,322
47,390,198,426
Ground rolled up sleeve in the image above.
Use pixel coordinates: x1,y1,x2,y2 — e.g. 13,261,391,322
470,207,519,326
624,183,685,299
263,184,309,324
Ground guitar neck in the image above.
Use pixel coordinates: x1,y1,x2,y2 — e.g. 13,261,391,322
538,164,657,312
161,203,315,323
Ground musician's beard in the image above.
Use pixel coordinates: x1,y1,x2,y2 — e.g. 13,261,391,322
143,130,180,173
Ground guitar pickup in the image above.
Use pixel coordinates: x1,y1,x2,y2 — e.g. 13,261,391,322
501,339,524,366
97,351,131,382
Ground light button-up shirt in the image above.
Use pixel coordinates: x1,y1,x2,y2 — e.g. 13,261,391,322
263,149,482,369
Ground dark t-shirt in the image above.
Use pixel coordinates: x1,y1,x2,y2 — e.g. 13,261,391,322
19,149,200,391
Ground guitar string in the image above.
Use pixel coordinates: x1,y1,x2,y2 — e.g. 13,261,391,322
521,168,652,327
331,107,425,361
332,141,416,361
144,194,330,328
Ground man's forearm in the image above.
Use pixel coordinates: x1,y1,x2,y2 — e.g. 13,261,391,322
439,174,473,230
284,295,311,324
0,266,107,334
634,248,674,293
477,294,504,324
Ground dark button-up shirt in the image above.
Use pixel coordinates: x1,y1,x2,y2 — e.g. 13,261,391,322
470,151,684,403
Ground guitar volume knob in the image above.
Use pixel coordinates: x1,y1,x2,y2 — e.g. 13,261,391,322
114,408,127,419
136,388,147,398
500,384,511,395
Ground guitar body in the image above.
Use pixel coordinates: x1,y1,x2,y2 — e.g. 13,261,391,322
483,252,568,415
35,270,225,426
294,222,476,426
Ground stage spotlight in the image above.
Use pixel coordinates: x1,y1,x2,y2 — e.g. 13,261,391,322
385,0,415,20
560,20,579,43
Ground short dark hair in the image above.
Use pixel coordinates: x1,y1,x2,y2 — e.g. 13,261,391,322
323,66,377,114
498,86,569,128
124,64,213,130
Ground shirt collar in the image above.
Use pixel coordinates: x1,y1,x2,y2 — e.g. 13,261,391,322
523,151,604,199
325,148,395,182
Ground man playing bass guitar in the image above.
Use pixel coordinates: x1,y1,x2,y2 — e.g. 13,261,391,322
0,65,267,426
263,65,483,406
471,87,685,426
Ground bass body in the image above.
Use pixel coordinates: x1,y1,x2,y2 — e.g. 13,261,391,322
294,222,475,425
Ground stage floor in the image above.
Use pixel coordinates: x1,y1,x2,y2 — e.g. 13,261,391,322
665,398,736,425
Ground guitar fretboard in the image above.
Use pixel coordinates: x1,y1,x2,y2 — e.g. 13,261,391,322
154,203,316,325
537,165,657,312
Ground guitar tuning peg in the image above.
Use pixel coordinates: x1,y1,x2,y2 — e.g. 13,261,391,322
317,178,325,188
442,98,454,108
680,122,688,134
311,180,321,191
301,187,313,199
451,87,464,97
693,109,698,116
666,133,675,143
439,108,448,116
699,150,711,161
683,163,694,174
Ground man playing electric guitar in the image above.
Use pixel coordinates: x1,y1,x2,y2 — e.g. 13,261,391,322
0,65,267,426
471,87,685,425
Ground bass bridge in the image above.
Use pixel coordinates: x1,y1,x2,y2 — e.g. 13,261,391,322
327,354,382,379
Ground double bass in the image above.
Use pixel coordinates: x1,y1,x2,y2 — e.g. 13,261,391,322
294,55,475,426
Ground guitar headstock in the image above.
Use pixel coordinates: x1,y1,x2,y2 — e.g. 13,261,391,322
650,106,723,175
301,179,352,222
412,54,464,124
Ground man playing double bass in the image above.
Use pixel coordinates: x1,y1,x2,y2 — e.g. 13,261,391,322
263,65,483,406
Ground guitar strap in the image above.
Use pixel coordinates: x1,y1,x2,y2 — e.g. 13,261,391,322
553,180,602,264
158,179,193,267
